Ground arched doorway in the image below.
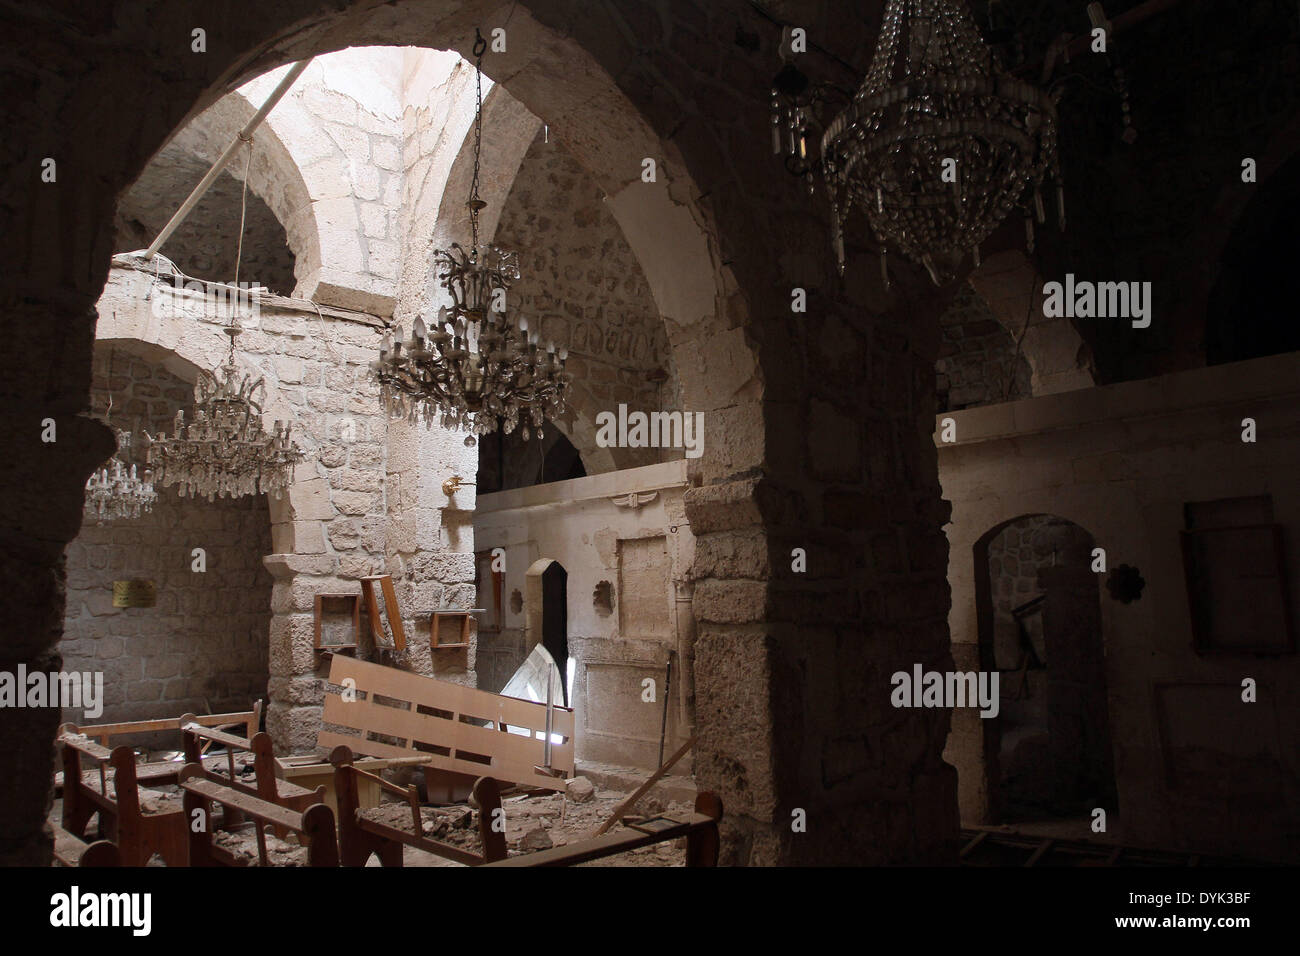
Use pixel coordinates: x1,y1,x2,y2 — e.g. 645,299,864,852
973,514,1118,828
525,558,571,707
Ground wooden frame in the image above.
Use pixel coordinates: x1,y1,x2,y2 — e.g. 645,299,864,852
1180,524,1295,655
55,702,263,796
59,734,187,867
360,574,406,651
318,656,574,791
330,745,505,867
180,723,324,836
67,701,263,749
430,609,472,649
178,765,338,867
314,593,362,652
52,825,120,867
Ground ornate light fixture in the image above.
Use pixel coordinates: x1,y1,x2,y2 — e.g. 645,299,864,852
84,429,157,524
371,30,571,446
144,326,302,500
776,0,1063,287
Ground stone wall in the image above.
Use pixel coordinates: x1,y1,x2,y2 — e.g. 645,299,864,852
986,515,1093,670
493,131,677,471
93,263,478,751
941,351,1300,861
62,344,272,723
474,460,694,770
937,284,1032,412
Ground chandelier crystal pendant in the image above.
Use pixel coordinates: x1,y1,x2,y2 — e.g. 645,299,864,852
818,0,1063,286
83,429,158,524
144,326,303,501
370,30,571,447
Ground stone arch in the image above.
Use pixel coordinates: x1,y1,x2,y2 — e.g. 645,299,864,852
92,278,316,554
1205,149,1300,364
146,90,321,302
947,498,1127,826
968,250,1097,397
402,83,542,322
1162,104,1300,368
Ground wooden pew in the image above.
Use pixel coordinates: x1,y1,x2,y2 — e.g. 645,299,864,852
330,745,502,867
178,765,339,868
54,701,263,795
180,723,324,834
52,824,120,867
58,733,187,867
478,785,723,867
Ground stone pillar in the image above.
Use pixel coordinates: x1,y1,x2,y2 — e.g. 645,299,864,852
0,297,115,865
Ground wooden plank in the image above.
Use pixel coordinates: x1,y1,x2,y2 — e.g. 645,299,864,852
485,813,714,867
53,827,89,865
1024,838,1054,867
959,830,989,858
379,574,407,651
359,577,385,644
594,736,694,835
316,731,565,790
322,695,562,771
182,725,250,751
329,655,576,737
329,656,574,737
179,777,304,831
354,816,484,866
70,705,261,746
59,734,113,761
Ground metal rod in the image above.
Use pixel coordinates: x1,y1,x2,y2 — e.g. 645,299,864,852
657,654,673,768
144,58,314,260
543,667,554,768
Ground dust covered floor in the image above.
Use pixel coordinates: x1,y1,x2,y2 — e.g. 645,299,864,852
387,785,696,867
52,775,698,867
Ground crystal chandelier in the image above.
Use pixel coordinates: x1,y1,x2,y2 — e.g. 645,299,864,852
84,429,157,524
796,0,1063,286
144,326,302,500
370,31,571,446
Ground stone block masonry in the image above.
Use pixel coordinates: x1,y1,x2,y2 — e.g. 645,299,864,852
63,346,272,723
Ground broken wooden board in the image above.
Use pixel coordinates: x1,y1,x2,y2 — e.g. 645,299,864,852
319,656,574,791
359,574,406,651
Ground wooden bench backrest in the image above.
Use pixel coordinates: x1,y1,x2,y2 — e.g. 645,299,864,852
178,764,338,867
64,701,263,749
319,657,574,791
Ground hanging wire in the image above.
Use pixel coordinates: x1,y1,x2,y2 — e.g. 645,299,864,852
469,28,487,255
228,133,255,361
234,133,254,289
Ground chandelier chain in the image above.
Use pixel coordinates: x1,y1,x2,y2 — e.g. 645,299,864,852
470,28,486,254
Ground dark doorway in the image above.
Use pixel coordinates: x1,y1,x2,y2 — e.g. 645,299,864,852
541,561,570,706
975,515,1119,826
